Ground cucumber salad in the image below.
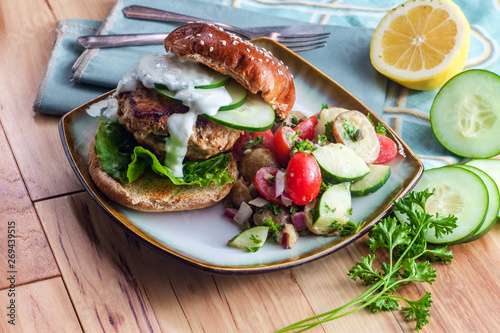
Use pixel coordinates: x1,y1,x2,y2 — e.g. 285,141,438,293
225,105,398,252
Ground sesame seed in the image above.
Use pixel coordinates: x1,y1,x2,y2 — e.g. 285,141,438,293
210,46,214,52
221,40,227,45
246,48,250,52
200,40,204,45
208,33,213,37
258,59,262,62
196,33,201,37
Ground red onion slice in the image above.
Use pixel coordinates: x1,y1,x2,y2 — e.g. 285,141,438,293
281,191,293,207
224,207,237,219
291,211,307,231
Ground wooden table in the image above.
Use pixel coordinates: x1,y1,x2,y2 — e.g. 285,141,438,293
1,1,500,332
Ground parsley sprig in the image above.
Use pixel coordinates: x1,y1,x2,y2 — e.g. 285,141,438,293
276,189,457,332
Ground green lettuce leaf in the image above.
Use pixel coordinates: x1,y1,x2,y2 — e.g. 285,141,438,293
94,118,234,187
128,146,234,187
93,117,136,184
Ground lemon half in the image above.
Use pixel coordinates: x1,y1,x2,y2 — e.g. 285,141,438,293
370,0,470,90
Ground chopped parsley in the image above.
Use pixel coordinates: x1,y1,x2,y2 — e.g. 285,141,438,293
261,218,284,243
342,119,358,142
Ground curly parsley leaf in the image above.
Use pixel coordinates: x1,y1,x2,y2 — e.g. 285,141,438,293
401,292,433,331
348,254,381,286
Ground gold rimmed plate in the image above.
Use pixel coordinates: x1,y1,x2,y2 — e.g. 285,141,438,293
59,38,423,274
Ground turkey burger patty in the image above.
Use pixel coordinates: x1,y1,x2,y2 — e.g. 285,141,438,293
117,87,242,161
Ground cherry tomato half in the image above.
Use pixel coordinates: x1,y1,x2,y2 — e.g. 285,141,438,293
286,152,321,206
293,115,319,141
250,130,274,151
373,133,397,164
232,132,250,161
254,167,284,205
273,126,295,166
233,130,274,161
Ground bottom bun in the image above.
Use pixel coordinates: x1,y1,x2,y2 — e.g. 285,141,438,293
88,140,238,212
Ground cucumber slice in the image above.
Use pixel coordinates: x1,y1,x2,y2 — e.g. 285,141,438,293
155,80,247,112
456,165,499,242
205,93,275,132
430,69,500,158
308,183,352,235
228,226,269,252
195,75,231,89
217,80,247,111
312,143,370,184
466,158,500,220
155,86,182,103
351,164,391,197
154,71,230,90
396,166,488,245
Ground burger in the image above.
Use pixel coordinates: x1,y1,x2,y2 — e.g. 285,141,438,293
88,22,295,212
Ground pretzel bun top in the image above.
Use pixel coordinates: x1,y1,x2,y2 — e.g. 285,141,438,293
164,22,295,119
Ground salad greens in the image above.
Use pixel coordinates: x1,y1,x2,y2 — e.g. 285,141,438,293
94,117,234,187
277,189,457,332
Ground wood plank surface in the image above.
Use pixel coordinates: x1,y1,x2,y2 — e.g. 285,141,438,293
0,122,60,288
0,277,82,333
0,0,113,201
0,0,80,200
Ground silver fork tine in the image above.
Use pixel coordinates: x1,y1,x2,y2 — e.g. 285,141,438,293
273,34,330,44
270,32,330,40
286,41,327,52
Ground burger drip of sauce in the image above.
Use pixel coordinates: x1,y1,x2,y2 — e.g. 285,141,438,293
115,54,233,177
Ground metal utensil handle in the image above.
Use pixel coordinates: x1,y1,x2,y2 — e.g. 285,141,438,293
122,5,247,37
77,33,169,48
123,5,212,24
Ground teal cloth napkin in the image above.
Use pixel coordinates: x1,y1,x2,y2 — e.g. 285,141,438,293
33,20,110,115
34,0,386,118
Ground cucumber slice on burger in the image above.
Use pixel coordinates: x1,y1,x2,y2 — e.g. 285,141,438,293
195,74,231,89
218,80,247,111
155,80,247,112
205,92,275,132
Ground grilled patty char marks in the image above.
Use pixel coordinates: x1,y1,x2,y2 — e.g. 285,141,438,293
117,88,242,161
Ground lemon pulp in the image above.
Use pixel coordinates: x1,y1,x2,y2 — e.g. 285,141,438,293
370,0,470,90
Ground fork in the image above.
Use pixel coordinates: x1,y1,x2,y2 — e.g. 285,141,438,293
121,5,330,52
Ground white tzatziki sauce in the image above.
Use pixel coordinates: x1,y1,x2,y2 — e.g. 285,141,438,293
116,54,232,177
85,96,119,120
